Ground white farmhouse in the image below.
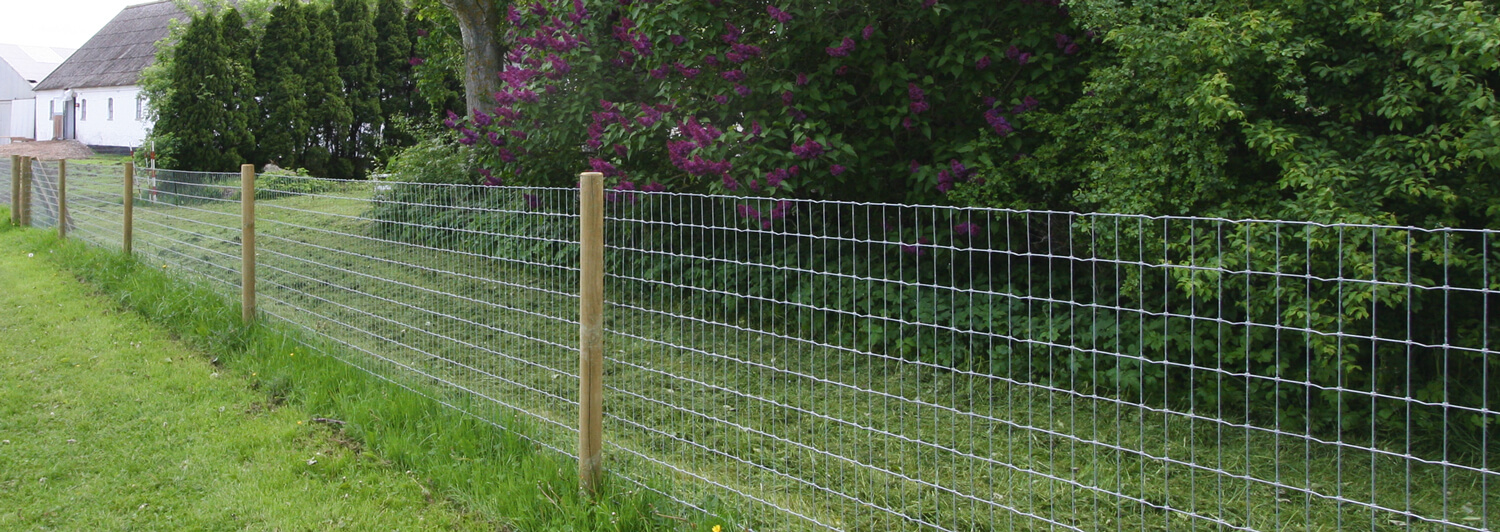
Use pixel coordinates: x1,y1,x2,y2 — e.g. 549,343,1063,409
0,44,74,143
33,0,187,153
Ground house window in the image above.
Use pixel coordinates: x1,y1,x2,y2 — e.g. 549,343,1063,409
108,98,114,120
50,100,55,115
136,95,144,120
81,99,87,121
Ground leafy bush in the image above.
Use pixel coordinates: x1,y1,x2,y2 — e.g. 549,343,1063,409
426,0,1088,203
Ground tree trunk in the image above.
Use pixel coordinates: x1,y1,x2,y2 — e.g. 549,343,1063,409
440,0,503,115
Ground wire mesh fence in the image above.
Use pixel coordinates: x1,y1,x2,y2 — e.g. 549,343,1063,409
25,163,1498,531
28,160,61,229
1,157,11,207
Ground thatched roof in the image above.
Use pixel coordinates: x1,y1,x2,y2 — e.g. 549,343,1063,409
34,1,187,91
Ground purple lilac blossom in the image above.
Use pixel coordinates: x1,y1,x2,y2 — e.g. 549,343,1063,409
408,57,425,66
975,56,991,69
712,94,729,105
954,222,981,236
722,22,743,43
791,138,824,159
669,34,687,45
826,37,855,57
830,164,846,176
722,69,746,82
862,25,874,40
643,181,666,192
767,5,793,23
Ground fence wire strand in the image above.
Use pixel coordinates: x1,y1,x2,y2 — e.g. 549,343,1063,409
33,165,1498,531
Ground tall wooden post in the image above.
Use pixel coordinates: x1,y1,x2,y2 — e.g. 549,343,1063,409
19,158,31,226
56,160,67,239
123,162,134,254
8,156,18,225
578,171,604,493
241,164,256,324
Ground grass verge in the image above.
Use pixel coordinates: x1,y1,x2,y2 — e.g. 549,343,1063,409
0,222,486,529
2,215,713,531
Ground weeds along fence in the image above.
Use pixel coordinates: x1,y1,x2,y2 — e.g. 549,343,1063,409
14,156,1499,531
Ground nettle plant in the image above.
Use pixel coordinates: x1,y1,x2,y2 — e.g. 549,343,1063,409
437,0,1090,207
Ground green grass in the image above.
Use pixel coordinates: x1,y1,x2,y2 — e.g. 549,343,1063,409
36,170,1500,531
1,213,718,531
0,222,485,530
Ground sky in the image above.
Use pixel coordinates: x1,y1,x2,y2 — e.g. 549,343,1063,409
0,0,142,49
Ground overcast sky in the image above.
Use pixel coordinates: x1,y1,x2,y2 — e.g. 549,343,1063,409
0,0,142,49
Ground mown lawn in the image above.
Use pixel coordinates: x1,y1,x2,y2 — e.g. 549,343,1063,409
0,223,491,530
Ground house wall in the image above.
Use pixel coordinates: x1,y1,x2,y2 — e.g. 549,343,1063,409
34,86,150,148
10,98,35,139
34,88,61,140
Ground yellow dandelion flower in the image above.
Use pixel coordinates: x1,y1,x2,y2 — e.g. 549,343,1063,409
713,526,722,532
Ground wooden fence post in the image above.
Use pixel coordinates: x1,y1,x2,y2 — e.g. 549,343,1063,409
19,157,31,226
8,156,17,226
123,162,134,254
56,160,67,239
578,171,605,494
241,164,255,325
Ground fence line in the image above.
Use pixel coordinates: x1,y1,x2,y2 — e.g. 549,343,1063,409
25,162,1498,531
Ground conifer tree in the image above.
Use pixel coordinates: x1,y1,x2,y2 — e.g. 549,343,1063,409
373,0,411,125
217,8,256,165
303,5,351,177
155,13,238,171
252,1,310,168
333,0,380,177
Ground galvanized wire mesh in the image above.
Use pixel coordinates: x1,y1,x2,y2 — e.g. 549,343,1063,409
46,166,1498,531
601,191,1497,531
62,163,126,250
28,160,61,229
123,168,244,292
0,157,11,208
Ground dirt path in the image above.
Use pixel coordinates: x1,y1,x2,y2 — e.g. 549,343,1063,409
0,140,96,160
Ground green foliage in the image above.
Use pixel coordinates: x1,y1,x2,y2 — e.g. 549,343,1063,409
966,0,1500,229
406,0,465,118
256,165,341,199
374,0,414,123
253,0,311,168
333,0,382,176
304,4,354,178
428,0,1089,201
153,12,254,171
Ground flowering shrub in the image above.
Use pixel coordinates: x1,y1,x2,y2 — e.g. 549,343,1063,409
429,0,1088,203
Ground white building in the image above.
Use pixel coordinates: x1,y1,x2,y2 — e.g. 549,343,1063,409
33,0,186,153
0,44,74,143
